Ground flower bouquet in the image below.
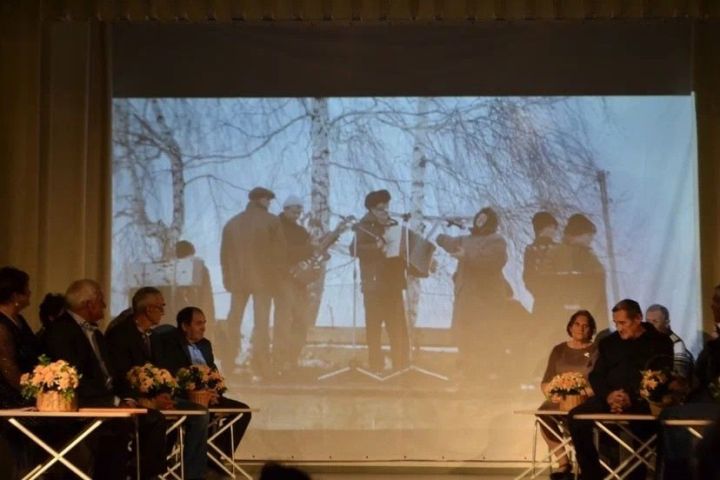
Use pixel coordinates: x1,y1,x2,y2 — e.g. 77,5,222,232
640,369,676,415
126,363,178,409
547,372,589,411
20,355,81,412
176,365,226,407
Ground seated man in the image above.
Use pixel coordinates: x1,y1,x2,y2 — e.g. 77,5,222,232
656,283,720,479
645,303,693,381
43,279,167,479
153,306,252,466
106,286,210,480
568,299,673,480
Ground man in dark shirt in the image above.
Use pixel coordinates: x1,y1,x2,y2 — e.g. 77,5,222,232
568,299,673,480
351,189,409,372
655,283,720,479
106,286,209,480
153,306,252,473
43,280,168,479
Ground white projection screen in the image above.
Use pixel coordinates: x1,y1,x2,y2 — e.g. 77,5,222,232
110,22,700,462
111,95,700,461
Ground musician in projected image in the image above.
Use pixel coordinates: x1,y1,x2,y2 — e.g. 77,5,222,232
551,214,609,331
523,211,562,324
274,195,314,376
436,207,513,373
220,186,287,380
351,189,410,373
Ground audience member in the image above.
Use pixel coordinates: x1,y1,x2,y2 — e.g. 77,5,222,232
42,279,167,479
538,310,598,479
0,266,41,408
0,267,43,477
153,306,252,468
645,303,693,380
106,287,209,480
568,299,673,480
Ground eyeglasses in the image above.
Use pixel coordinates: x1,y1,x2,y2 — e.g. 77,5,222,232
147,305,165,313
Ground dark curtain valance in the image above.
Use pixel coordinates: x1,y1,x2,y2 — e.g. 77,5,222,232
113,20,692,97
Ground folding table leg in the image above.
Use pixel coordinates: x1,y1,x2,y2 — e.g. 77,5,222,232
9,418,103,480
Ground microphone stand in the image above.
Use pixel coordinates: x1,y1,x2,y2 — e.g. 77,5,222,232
318,232,384,383
382,215,449,385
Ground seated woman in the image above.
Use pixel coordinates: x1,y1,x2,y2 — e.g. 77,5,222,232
0,266,41,408
538,310,598,480
0,267,42,478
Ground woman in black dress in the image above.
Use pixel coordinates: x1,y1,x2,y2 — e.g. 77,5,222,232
0,266,41,408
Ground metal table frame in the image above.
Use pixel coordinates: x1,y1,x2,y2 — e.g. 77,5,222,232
574,413,657,480
207,407,258,480
0,408,145,480
159,408,208,480
514,409,575,480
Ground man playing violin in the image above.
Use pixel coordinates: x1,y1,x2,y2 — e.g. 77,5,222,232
351,189,410,373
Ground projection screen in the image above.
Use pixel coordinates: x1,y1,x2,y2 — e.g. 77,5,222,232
111,94,699,461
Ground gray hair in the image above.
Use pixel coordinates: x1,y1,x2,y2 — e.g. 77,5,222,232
646,304,670,323
131,286,162,313
65,279,101,310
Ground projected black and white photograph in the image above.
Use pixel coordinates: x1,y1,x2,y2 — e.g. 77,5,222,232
111,95,699,459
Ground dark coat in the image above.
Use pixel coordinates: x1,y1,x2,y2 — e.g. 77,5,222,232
279,213,314,268
42,313,116,406
0,314,41,408
589,322,674,405
105,316,153,398
550,242,609,329
523,237,564,320
152,327,216,376
220,202,287,292
691,337,720,402
350,212,405,293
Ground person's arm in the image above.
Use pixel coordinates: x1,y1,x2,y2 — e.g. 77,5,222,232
105,329,134,398
0,324,21,390
588,340,611,403
540,345,560,397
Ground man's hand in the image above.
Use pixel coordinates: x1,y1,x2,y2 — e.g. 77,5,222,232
153,393,175,410
119,398,138,408
450,246,466,259
606,389,630,413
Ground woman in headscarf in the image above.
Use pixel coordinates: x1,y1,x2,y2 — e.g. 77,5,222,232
437,207,513,371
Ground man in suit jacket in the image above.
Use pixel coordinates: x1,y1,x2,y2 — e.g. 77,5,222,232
106,286,210,480
43,279,167,479
154,306,252,463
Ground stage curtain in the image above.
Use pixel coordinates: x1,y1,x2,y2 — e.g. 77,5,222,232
0,0,111,327
695,20,720,331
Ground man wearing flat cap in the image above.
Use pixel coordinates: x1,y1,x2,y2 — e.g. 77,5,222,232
220,186,287,380
351,189,410,372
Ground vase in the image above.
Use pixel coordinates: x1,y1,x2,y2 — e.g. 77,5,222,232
188,389,213,407
557,394,587,412
36,390,77,412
